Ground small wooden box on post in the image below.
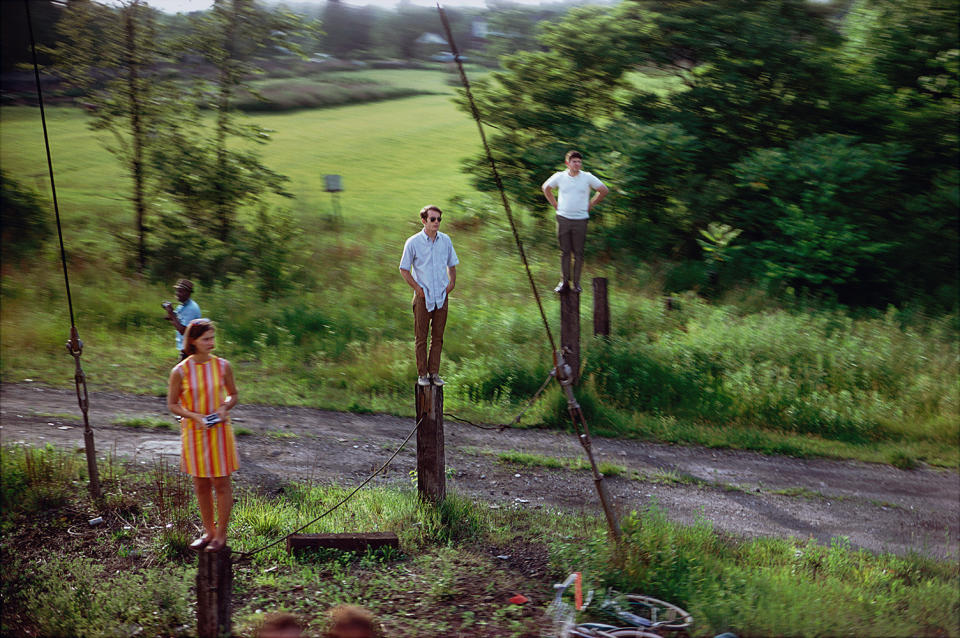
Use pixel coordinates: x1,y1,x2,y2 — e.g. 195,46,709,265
559,287,581,384
415,384,445,503
197,548,232,638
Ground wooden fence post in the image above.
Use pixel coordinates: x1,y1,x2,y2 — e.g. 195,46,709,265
559,288,581,384
415,384,445,503
197,548,232,638
592,277,609,337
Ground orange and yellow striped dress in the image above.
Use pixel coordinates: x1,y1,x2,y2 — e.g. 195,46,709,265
175,356,239,478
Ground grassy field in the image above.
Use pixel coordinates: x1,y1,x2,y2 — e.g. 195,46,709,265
1,443,957,637
1,68,958,469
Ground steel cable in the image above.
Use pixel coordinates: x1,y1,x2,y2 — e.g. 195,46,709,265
25,0,101,500
435,3,557,355
235,416,422,559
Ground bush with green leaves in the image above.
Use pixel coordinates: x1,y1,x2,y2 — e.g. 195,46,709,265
731,134,904,299
0,171,51,264
462,0,959,308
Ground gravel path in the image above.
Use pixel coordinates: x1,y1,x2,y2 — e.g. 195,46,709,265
2,382,957,559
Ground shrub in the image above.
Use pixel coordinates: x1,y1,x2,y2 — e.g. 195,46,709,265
1,171,51,263
0,444,84,516
20,557,191,637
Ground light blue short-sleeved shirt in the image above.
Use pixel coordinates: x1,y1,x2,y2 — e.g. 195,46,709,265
399,230,459,311
175,298,201,350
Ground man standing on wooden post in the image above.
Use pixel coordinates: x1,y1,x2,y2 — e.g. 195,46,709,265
399,205,459,387
542,151,609,293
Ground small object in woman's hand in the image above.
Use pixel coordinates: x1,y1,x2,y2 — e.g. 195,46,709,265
162,301,172,309
203,413,222,427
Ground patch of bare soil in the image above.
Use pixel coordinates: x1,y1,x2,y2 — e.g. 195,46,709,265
2,382,957,559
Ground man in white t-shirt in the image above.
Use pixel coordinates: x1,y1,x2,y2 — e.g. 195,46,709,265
541,150,609,293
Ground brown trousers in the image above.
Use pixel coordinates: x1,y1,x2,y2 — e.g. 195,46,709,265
557,216,588,285
413,296,449,376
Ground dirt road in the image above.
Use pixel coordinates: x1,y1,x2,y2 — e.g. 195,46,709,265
2,382,957,560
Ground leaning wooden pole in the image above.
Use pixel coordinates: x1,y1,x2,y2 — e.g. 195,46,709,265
436,2,619,542
415,384,446,503
197,547,232,638
555,351,621,542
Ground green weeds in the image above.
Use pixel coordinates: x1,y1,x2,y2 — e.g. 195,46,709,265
18,557,192,638
114,416,175,430
1,443,957,637
0,444,83,517
553,505,960,637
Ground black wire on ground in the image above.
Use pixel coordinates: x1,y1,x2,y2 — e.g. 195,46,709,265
235,416,423,560
443,369,555,431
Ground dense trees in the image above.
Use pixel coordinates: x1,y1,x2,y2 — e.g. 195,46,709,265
10,0,956,308
50,0,167,273
45,0,303,289
462,0,959,308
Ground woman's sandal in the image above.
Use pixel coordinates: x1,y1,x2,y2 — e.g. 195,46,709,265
189,536,211,551
204,538,226,553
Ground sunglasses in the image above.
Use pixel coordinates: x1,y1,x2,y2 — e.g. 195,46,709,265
428,217,442,222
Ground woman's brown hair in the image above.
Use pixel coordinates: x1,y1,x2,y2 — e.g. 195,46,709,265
182,318,214,356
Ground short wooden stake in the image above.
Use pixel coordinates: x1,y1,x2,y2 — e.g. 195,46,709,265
592,277,609,337
286,532,400,555
415,384,445,503
197,547,232,638
559,287,581,384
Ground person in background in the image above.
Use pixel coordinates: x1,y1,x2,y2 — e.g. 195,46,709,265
167,318,239,553
399,205,459,387
162,278,201,360
256,613,305,638
325,605,381,638
541,150,609,293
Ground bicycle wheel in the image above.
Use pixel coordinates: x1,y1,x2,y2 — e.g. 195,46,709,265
604,630,663,638
622,594,693,631
568,627,619,638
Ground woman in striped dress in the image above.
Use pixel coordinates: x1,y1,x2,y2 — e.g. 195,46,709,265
167,318,239,553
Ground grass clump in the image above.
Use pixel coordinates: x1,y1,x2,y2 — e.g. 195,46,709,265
237,78,435,112
114,416,175,430
552,505,960,637
0,444,84,519
15,557,192,638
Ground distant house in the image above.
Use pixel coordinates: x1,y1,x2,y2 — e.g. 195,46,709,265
471,20,488,39
416,32,448,60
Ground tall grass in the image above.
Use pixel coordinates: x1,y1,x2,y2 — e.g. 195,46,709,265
552,504,960,637
1,68,957,466
2,442,957,637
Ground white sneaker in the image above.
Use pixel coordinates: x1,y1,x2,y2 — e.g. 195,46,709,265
430,374,445,386
417,375,431,386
